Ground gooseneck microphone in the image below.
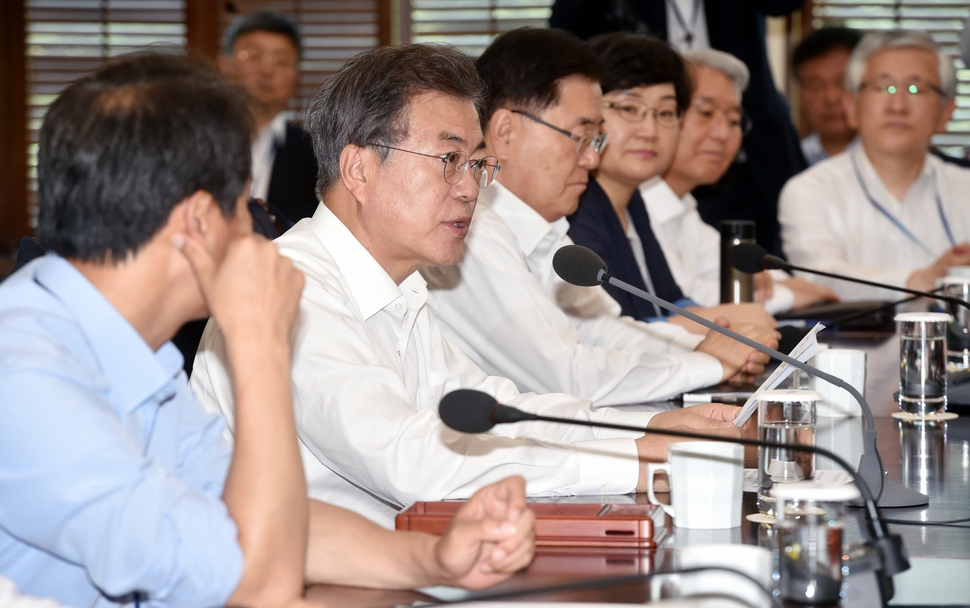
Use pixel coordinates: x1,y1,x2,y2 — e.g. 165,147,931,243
550,244,927,509
729,243,970,312
439,389,909,603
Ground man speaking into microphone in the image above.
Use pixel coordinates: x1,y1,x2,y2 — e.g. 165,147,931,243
192,42,745,529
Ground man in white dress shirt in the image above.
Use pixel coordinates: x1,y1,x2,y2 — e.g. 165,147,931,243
191,43,744,528
643,48,837,313
423,29,778,406
779,31,970,301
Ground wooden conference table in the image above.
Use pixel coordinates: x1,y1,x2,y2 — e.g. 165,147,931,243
304,334,970,607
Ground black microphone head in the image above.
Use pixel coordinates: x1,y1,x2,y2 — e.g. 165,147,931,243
439,389,498,433
553,245,608,287
729,242,770,273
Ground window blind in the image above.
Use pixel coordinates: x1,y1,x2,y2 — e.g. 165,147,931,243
403,0,553,56
25,0,187,226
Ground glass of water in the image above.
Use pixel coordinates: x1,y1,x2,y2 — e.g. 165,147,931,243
756,390,820,516
943,277,970,370
772,481,860,607
895,312,949,416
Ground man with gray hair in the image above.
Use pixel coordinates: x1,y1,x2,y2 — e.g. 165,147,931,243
779,30,970,300
637,47,838,313
192,42,745,528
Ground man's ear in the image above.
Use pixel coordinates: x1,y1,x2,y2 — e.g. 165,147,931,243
171,190,219,242
486,108,516,161
843,90,859,131
936,98,957,133
338,144,369,204
216,54,234,78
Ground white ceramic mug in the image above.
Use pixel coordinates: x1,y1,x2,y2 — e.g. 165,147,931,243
809,348,866,417
645,441,743,529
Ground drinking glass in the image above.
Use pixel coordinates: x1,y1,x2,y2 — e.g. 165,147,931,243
895,312,949,416
756,389,819,516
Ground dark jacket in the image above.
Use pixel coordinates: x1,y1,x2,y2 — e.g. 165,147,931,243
267,122,320,223
568,179,689,320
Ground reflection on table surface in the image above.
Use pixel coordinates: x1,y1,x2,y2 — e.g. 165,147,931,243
304,336,970,606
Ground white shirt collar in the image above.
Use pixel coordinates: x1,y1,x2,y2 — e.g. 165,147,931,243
481,180,568,258
639,176,690,225
269,111,290,145
308,203,425,320
853,144,936,204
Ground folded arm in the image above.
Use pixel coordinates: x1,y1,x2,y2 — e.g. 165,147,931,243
304,476,535,590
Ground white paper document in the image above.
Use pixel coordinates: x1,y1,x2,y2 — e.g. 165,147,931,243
732,323,826,427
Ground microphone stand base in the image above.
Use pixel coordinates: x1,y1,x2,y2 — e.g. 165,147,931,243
851,479,928,508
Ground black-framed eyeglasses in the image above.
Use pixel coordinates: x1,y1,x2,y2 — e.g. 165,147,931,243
860,79,944,99
368,144,501,188
689,102,753,136
604,100,681,129
511,109,609,154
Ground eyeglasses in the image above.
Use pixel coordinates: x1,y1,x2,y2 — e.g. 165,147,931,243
235,48,298,70
688,101,752,136
511,110,610,154
368,144,500,188
860,79,943,99
604,100,681,128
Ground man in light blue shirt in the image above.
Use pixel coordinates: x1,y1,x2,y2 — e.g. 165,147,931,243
0,256,244,606
0,52,533,607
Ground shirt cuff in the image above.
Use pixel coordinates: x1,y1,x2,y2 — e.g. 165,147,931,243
765,284,795,315
644,298,702,321
676,351,723,389
642,321,706,352
573,437,641,494
597,408,658,437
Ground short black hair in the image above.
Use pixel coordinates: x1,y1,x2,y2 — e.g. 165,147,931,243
36,53,252,262
792,27,863,77
587,32,692,113
476,27,604,126
304,44,484,199
222,11,303,58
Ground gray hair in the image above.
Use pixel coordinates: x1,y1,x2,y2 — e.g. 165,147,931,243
303,44,484,200
684,48,750,97
845,30,956,98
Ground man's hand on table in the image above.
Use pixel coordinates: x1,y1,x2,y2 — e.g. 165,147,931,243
696,318,780,382
634,404,744,491
431,475,536,590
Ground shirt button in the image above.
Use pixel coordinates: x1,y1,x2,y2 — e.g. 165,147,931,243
394,303,404,312
601,486,612,493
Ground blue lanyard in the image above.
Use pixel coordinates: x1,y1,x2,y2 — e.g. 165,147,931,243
850,151,954,257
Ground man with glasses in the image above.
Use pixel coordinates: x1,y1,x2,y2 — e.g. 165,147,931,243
779,31,970,300
193,42,746,528
424,29,778,407
220,11,319,222
615,47,837,314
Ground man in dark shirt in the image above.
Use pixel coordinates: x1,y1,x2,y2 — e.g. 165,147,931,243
220,11,320,222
